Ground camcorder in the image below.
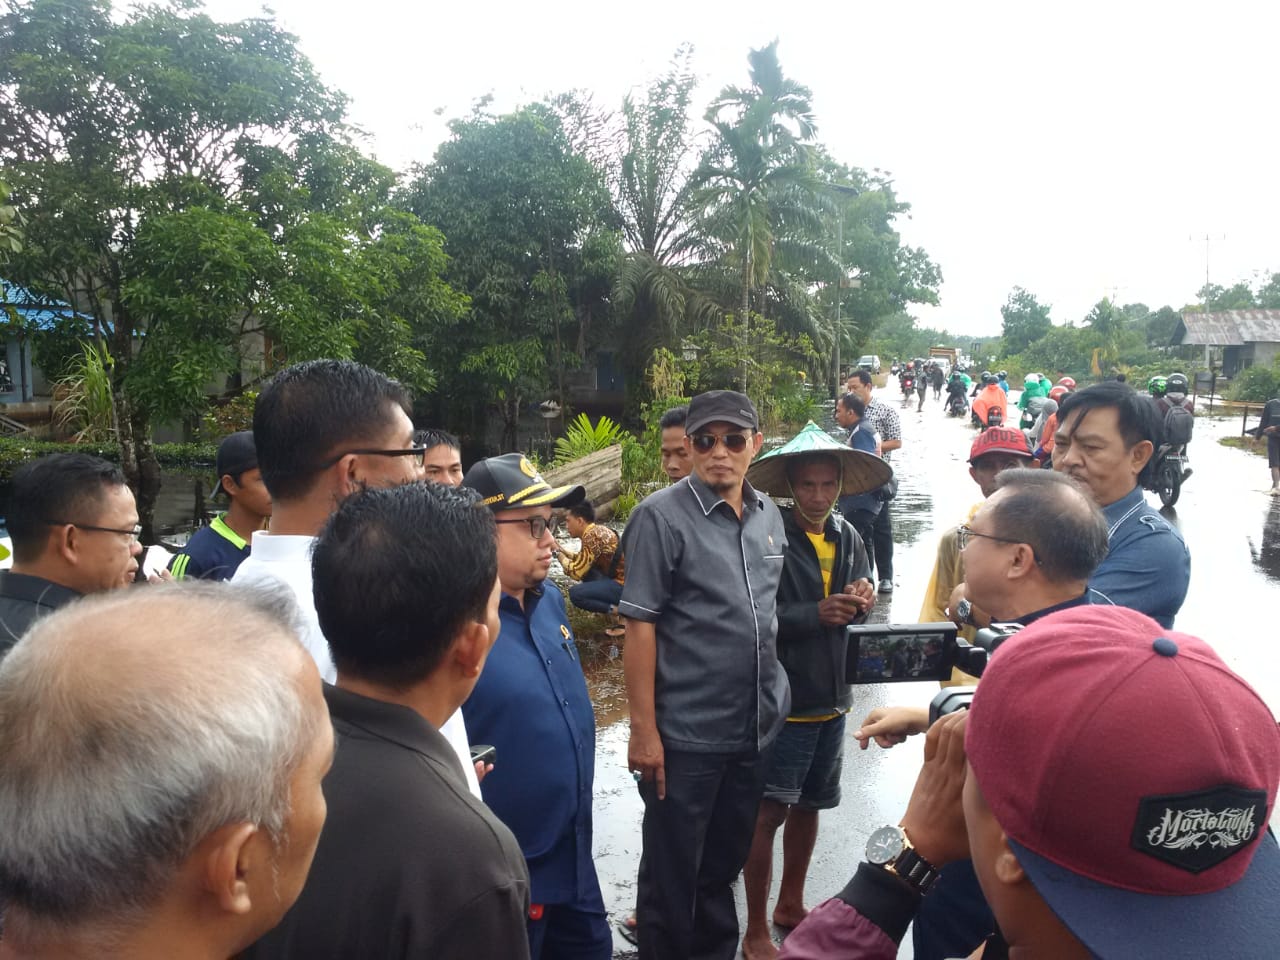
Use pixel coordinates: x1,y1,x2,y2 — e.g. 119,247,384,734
844,621,1024,722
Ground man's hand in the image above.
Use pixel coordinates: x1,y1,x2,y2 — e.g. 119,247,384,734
845,578,876,613
854,705,930,750
899,711,971,868
818,593,865,626
628,722,666,800
474,760,494,783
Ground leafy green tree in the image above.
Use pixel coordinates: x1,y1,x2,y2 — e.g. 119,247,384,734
0,180,21,262
402,102,618,449
1197,281,1256,311
0,0,343,533
1255,272,1280,309
999,287,1053,356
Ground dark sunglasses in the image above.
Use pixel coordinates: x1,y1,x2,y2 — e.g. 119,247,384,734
690,433,751,453
495,515,558,539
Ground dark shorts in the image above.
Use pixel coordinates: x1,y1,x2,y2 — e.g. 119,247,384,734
1269,434,1280,469
761,713,846,810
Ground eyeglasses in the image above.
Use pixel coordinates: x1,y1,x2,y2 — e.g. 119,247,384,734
957,524,1041,563
690,433,752,453
46,521,142,542
315,447,427,470
495,515,558,539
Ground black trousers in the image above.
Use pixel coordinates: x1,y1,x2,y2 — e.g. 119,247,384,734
636,746,774,960
872,503,894,581
847,509,878,574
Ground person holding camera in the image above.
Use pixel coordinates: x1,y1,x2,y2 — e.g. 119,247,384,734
738,425,891,960
856,469,1110,960
781,605,1280,960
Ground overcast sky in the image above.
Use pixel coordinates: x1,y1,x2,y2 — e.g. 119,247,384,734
204,0,1280,336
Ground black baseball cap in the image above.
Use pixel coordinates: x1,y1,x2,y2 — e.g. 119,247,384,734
216,431,258,479
685,390,759,435
463,452,586,511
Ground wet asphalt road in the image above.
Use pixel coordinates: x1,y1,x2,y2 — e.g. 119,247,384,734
588,389,1280,958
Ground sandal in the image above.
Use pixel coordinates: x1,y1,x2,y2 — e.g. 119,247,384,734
616,915,639,947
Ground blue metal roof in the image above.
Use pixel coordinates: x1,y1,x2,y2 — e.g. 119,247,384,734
0,278,91,331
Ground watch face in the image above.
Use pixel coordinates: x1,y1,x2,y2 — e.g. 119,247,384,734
957,599,971,618
866,825,905,865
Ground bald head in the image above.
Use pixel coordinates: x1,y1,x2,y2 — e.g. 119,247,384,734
0,583,325,942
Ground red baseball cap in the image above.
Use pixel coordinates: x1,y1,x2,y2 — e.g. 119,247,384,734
966,605,1280,959
967,426,1033,463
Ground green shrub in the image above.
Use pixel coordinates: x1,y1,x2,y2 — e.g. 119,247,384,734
553,413,632,466
1227,362,1280,403
0,437,218,481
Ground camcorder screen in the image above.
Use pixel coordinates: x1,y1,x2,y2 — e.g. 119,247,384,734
845,622,959,684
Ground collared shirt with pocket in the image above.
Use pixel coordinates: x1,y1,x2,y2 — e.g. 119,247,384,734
620,471,791,753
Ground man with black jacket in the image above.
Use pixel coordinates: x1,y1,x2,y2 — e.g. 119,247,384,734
741,452,876,960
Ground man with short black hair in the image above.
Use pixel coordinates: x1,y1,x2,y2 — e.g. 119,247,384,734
462,454,610,960
242,484,531,960
233,360,480,797
1054,380,1190,627
659,404,693,482
0,582,332,960
834,392,883,564
169,431,270,581
847,370,901,593
416,427,465,486
622,389,790,960
0,453,141,652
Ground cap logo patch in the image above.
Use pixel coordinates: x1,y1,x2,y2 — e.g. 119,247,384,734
518,456,539,480
481,493,506,506
1132,786,1266,873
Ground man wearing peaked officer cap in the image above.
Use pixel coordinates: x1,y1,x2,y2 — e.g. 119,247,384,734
620,389,791,959
461,453,611,960
779,604,1280,960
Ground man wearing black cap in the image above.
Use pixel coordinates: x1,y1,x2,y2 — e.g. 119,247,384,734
620,389,791,960
168,431,271,581
462,453,610,960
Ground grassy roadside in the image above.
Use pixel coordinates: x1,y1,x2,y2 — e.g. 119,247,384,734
1220,436,1267,458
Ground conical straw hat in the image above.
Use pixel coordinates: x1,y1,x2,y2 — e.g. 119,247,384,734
746,421,893,497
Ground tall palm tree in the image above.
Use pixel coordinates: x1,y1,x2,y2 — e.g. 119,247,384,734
693,41,823,387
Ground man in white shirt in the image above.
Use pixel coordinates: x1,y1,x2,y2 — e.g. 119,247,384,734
233,358,481,796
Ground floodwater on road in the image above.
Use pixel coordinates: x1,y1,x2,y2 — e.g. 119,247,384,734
587,389,1280,958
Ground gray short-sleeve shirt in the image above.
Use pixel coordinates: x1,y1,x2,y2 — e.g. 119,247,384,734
619,472,791,753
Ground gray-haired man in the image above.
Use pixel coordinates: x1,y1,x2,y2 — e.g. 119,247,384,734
0,583,333,960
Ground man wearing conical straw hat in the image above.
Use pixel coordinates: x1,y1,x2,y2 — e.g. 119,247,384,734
739,421,892,960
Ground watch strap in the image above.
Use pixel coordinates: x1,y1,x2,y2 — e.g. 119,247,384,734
884,844,941,894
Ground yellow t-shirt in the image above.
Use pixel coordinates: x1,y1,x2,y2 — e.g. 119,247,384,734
805,531,836,597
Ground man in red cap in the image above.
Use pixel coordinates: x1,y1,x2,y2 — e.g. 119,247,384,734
780,605,1280,959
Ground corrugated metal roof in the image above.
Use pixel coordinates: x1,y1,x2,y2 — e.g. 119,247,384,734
0,278,88,331
1175,309,1280,346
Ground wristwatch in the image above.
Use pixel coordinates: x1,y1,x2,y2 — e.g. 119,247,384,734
954,598,974,626
865,824,941,894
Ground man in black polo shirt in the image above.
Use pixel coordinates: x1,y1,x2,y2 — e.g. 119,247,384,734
621,389,790,960
241,483,530,959
0,453,142,653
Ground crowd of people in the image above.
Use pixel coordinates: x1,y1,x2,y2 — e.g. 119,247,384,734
0,358,1275,960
